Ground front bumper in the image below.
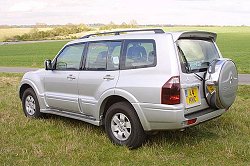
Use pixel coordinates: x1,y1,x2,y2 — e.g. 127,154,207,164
132,103,226,131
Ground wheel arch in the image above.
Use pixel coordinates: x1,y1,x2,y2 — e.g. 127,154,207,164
20,78,44,95
19,79,45,106
19,79,47,112
19,83,33,99
99,94,148,130
100,95,130,120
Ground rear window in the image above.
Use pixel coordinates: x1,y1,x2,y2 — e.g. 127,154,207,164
177,39,219,73
122,40,156,69
85,41,122,71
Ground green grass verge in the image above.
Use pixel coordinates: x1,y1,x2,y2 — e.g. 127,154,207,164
162,26,250,33
164,26,250,73
216,33,250,74
0,41,67,67
0,73,249,165
0,27,250,73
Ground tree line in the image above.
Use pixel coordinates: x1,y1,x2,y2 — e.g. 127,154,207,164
4,24,93,41
4,21,139,41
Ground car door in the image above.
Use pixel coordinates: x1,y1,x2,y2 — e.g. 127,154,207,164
44,43,85,113
78,41,122,118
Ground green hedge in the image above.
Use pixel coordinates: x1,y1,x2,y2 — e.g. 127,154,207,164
4,24,93,41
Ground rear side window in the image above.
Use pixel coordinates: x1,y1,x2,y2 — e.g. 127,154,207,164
85,41,122,70
123,40,156,69
177,39,219,73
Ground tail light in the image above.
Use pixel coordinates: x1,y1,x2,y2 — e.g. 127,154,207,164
161,76,180,105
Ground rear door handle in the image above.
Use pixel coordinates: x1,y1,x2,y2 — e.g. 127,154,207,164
103,75,115,80
67,74,76,80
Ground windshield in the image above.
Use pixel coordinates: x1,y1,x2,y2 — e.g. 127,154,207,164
177,38,219,73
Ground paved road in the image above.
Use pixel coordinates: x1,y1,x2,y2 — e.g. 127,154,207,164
0,67,39,73
0,67,249,85
0,39,70,45
238,74,250,85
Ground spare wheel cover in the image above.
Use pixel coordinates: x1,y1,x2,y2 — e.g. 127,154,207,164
205,59,238,109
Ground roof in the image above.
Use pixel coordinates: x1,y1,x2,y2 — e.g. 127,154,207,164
67,29,217,45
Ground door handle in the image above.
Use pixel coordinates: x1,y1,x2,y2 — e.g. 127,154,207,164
67,74,76,80
103,75,115,80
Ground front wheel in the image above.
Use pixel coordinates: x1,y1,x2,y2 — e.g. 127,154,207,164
22,88,43,118
105,102,146,149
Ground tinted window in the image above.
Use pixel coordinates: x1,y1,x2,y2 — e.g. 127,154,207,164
177,39,219,72
56,44,85,70
85,41,122,70
124,40,156,69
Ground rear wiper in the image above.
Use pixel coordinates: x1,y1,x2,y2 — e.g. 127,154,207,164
193,72,205,81
192,62,210,81
201,61,210,66
177,46,191,73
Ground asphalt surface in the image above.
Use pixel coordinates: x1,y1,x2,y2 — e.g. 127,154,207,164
0,67,249,85
0,67,39,73
0,39,70,45
238,74,250,85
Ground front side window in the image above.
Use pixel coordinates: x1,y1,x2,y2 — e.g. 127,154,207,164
85,41,122,70
177,39,219,73
124,40,156,69
56,44,85,70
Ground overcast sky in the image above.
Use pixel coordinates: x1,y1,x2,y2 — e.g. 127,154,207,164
1,0,250,25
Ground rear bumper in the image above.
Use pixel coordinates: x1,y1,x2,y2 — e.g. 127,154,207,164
132,103,226,131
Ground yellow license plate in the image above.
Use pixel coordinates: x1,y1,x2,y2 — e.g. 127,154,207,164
185,87,200,105
207,85,215,94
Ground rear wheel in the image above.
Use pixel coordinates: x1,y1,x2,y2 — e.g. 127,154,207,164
105,102,146,149
22,88,43,118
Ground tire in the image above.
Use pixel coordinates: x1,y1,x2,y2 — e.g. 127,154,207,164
105,102,146,149
22,88,43,118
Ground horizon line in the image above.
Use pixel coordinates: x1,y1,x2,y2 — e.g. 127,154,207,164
0,24,250,27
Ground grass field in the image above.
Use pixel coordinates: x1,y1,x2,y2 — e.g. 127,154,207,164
0,26,249,73
0,41,67,67
0,28,52,42
162,26,250,33
216,33,250,74
0,73,249,165
165,26,250,74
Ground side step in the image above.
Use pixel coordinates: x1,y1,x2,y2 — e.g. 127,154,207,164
41,109,100,126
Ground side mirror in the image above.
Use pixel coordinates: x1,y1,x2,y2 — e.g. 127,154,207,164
45,59,53,70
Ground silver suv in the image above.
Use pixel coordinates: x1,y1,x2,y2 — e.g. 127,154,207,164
19,29,238,148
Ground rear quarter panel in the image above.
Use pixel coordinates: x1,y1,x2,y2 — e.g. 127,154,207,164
116,34,180,104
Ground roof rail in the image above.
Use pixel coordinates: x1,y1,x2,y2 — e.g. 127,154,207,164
80,29,165,39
